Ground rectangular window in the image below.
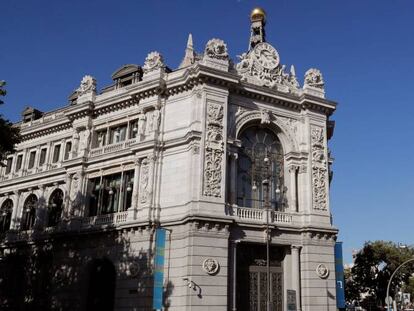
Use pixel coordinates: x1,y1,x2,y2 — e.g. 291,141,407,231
94,130,106,148
109,124,127,144
39,148,47,166
28,151,36,169
64,142,72,160
16,154,23,171
52,145,61,163
5,158,13,174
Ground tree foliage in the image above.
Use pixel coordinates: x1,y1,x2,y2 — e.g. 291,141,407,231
0,81,21,162
345,241,414,309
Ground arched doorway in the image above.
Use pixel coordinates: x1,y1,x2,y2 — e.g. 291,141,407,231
21,194,37,230
86,258,116,311
48,189,64,227
0,199,13,233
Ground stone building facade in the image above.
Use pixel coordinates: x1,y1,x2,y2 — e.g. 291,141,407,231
0,8,338,311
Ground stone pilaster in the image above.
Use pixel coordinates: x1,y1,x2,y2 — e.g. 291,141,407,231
291,245,302,311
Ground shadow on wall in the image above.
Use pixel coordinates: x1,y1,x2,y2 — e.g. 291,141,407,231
0,228,174,311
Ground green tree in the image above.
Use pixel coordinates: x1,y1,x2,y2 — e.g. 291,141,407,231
0,81,21,162
346,241,414,309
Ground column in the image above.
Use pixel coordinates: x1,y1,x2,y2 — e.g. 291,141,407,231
59,139,65,163
105,126,110,145
34,146,40,172
10,155,17,175
229,152,238,205
232,241,238,311
45,141,53,169
72,130,80,158
10,190,21,229
64,173,73,219
291,245,302,311
130,158,141,210
77,171,85,217
35,185,46,229
126,119,131,140
289,165,298,212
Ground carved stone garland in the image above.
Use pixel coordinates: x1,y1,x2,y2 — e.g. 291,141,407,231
311,126,328,210
203,103,224,197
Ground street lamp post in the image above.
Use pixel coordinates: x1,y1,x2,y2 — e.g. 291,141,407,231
263,154,271,311
386,258,414,311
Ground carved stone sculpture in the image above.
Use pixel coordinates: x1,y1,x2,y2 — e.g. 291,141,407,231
77,75,96,96
204,39,228,60
204,102,224,197
311,126,328,210
202,258,220,275
139,156,154,204
260,109,271,125
152,108,161,132
316,263,329,279
236,42,297,91
79,128,91,153
304,68,324,89
137,109,146,136
70,173,81,214
143,51,165,74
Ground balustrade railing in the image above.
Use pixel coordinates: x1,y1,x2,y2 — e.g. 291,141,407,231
81,210,129,228
232,206,293,224
89,138,137,158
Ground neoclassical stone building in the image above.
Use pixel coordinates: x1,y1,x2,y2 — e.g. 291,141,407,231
0,8,338,311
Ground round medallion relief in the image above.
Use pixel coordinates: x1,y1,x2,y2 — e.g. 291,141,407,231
316,263,329,279
129,262,140,277
202,258,220,275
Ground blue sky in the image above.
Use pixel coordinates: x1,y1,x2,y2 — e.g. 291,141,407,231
1,0,414,263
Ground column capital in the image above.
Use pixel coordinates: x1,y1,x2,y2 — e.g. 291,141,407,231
288,164,299,173
134,157,142,166
291,244,302,251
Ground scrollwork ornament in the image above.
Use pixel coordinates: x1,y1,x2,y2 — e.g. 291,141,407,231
304,68,324,89
202,258,220,275
143,51,165,73
260,109,271,125
311,126,328,210
316,263,329,279
77,75,96,96
205,38,228,60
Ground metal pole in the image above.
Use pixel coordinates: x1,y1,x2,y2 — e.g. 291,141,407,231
263,154,271,311
386,258,414,311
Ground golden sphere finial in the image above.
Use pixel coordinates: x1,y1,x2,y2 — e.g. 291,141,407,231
250,7,266,23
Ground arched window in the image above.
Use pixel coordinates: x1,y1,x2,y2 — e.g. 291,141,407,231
237,126,286,210
48,189,64,227
21,194,37,230
0,199,13,233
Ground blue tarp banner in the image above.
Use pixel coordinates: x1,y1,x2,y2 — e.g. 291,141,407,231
335,242,346,309
153,228,166,310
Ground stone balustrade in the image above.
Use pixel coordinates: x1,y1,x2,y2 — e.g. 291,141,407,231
232,206,293,224
81,210,129,228
89,138,137,158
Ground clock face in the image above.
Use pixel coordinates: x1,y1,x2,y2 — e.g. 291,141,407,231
253,42,280,70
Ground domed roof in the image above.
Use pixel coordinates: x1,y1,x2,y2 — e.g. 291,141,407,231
250,7,266,23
